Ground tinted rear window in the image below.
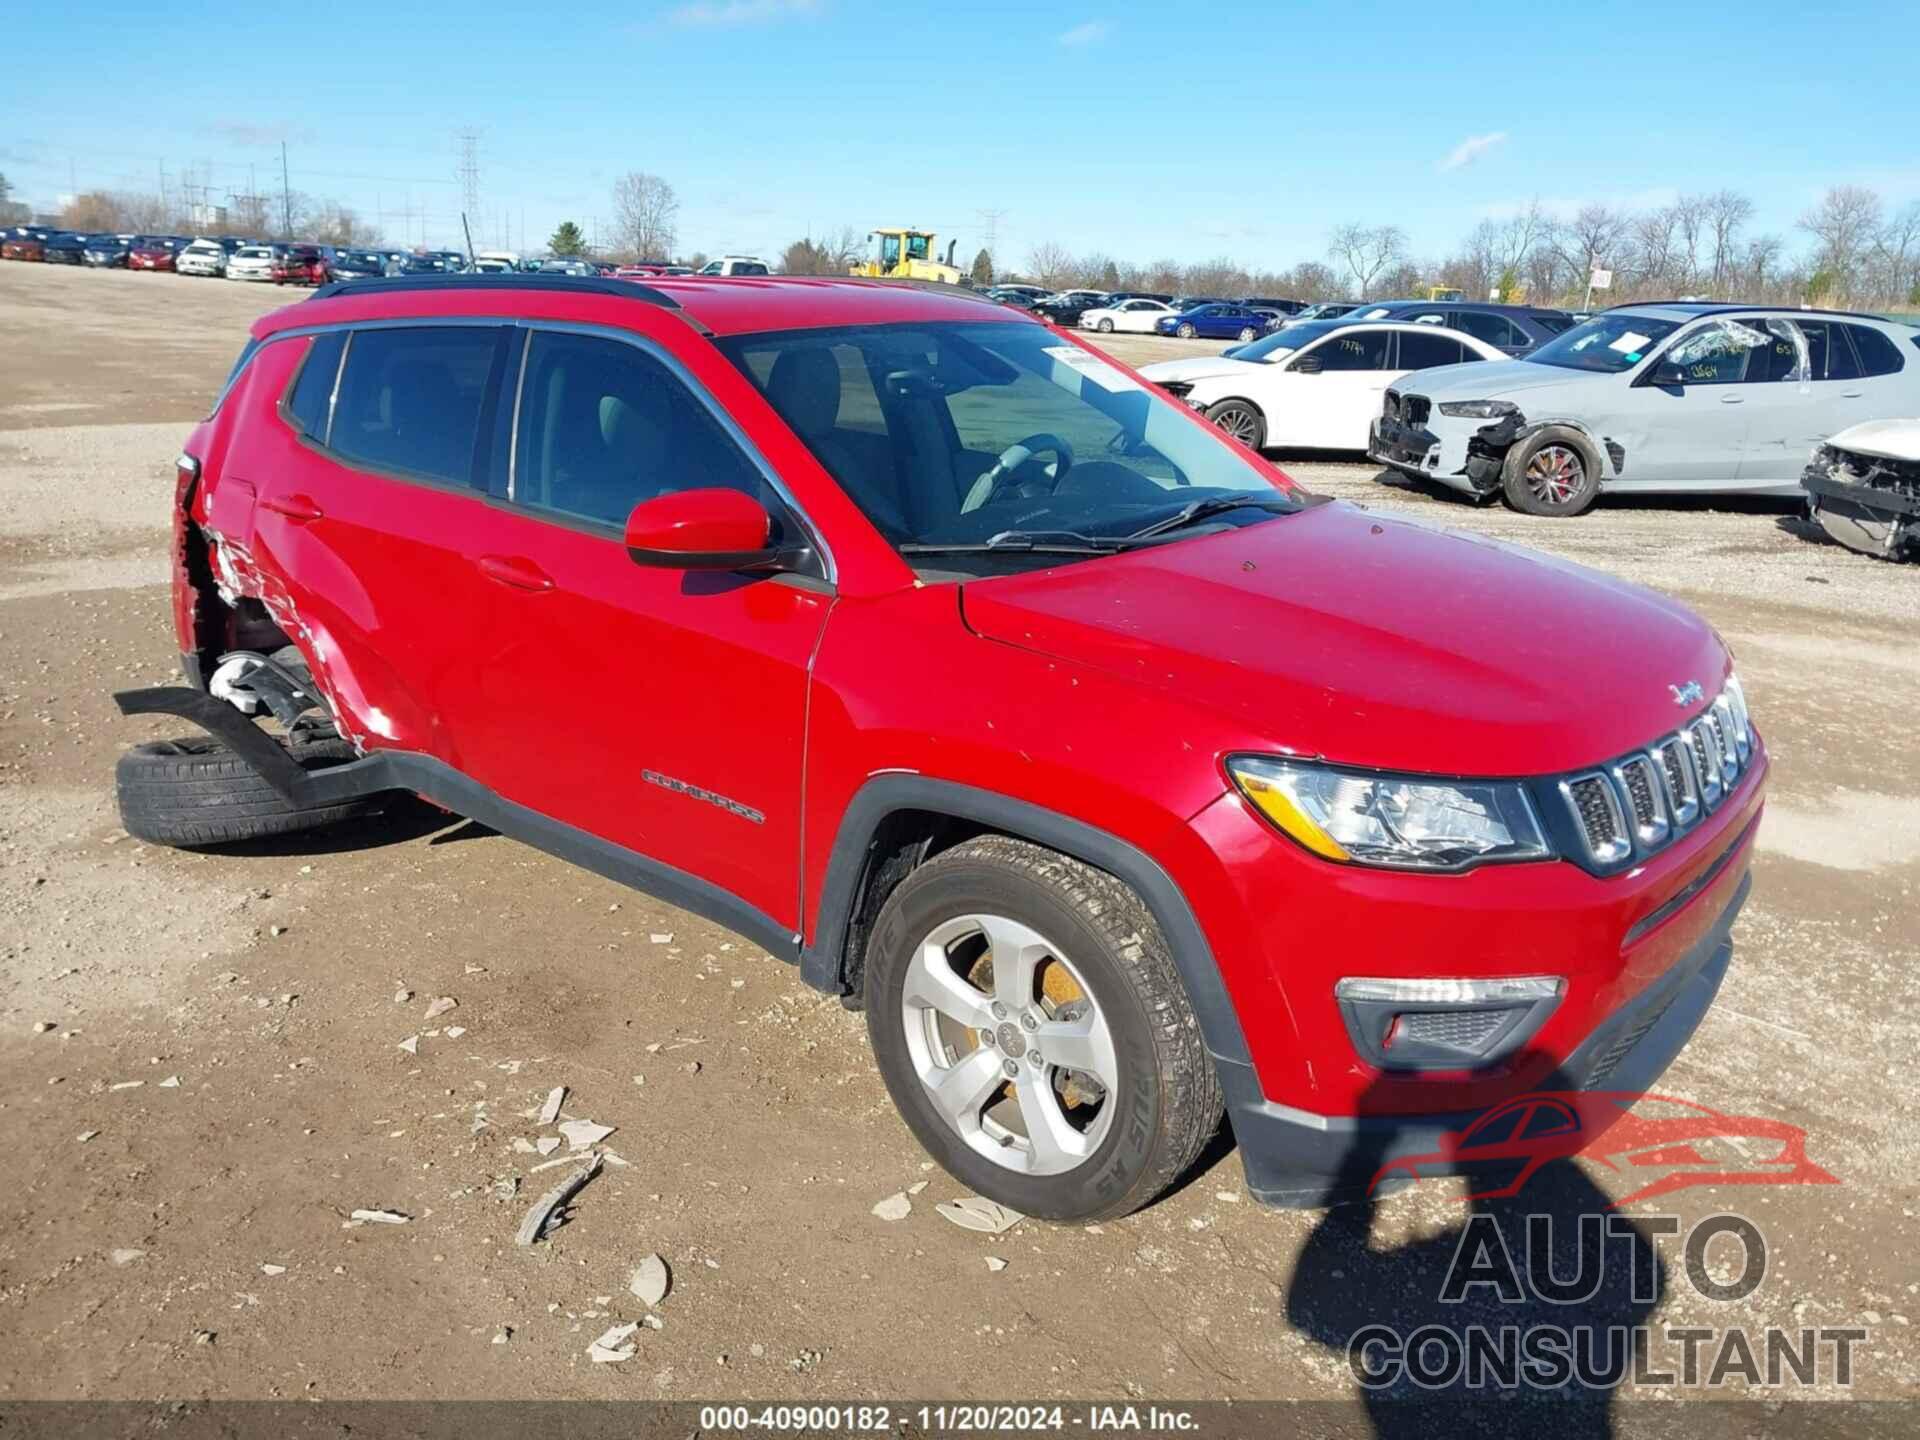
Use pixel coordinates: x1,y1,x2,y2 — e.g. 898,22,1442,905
285,332,346,437
329,327,502,485
1843,324,1905,377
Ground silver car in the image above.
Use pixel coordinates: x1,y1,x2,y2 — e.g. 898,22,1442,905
1369,303,1920,515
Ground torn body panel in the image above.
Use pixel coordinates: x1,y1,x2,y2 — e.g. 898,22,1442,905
1802,422,1920,561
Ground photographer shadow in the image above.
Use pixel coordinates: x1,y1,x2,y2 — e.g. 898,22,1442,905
1284,1067,1666,1438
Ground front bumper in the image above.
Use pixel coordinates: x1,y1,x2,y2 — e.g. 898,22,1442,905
1369,412,1499,495
1228,867,1750,1207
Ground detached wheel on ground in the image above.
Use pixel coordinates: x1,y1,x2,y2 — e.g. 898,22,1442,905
864,835,1222,1223
1205,398,1267,450
1502,426,1601,516
116,730,376,847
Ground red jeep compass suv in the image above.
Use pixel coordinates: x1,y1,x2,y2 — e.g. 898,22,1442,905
113,274,1765,1220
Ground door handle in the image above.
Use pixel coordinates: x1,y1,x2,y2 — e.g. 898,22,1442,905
1718,394,1744,404
1841,390,1865,398
260,493,324,523
477,555,555,592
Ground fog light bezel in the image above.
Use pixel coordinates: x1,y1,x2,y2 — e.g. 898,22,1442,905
1335,975,1565,1073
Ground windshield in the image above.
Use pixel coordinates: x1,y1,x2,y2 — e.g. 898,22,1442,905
719,320,1296,568
1232,321,1345,361
337,253,382,271
1526,314,1681,372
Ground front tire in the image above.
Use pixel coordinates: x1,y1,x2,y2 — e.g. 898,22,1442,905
1097,318,1114,333
1205,398,1267,450
864,836,1222,1223
1238,326,1258,342
1177,323,1197,339
1501,426,1600,516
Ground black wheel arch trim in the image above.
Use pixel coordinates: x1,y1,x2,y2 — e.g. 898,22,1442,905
800,774,1254,1068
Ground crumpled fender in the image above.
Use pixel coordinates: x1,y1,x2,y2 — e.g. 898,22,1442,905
1511,415,1627,480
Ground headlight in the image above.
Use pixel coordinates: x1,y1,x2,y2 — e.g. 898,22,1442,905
1437,399,1518,419
1226,757,1551,871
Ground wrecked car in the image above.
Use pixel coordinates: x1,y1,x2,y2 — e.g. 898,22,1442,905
113,273,1765,1222
1370,302,1920,515
1803,418,1920,560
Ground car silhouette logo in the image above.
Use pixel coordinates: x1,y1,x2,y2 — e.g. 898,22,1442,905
1670,680,1704,705
1369,1090,1839,1207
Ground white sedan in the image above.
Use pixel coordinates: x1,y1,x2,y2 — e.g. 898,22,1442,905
1136,320,1506,450
1078,298,1176,334
225,245,279,282
175,239,228,277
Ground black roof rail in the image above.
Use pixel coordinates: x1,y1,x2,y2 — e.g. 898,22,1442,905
305,273,683,310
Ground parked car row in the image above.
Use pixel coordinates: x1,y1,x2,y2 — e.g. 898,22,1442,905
1120,293,1920,536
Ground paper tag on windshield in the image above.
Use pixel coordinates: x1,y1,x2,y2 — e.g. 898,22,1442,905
1608,331,1652,354
1043,346,1141,393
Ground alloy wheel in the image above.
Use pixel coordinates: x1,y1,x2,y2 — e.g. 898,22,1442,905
1210,404,1262,447
899,912,1119,1176
1178,323,1196,338
1524,444,1586,506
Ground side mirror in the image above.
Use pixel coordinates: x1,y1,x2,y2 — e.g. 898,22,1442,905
1290,354,1323,374
623,488,782,571
1650,360,1686,387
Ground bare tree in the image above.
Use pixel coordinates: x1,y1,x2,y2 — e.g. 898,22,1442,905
1554,203,1629,285
1026,241,1078,289
612,172,679,261
1279,260,1339,300
1703,190,1754,295
1326,223,1407,299
1798,185,1883,296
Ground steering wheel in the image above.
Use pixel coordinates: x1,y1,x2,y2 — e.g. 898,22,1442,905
960,433,1075,514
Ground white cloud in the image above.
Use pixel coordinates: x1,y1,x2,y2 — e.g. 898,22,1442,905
1058,19,1110,46
668,0,818,27
1437,131,1509,173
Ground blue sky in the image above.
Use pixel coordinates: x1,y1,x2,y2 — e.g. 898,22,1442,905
6,0,1918,270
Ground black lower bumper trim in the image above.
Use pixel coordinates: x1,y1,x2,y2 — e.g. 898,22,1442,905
1803,469,1920,517
1224,870,1749,1208
1370,417,1438,468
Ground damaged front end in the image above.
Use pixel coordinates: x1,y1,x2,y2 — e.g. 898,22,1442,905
1803,440,1920,562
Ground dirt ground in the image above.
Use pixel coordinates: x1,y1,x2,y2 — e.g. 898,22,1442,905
0,264,1915,1413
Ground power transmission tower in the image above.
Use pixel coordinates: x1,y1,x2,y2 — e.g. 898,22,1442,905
976,207,1007,266
456,128,481,225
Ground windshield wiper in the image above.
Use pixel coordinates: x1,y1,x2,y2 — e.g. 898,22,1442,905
899,529,1131,557
1125,494,1296,540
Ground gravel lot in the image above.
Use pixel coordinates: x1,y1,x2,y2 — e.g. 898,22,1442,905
0,265,1914,1418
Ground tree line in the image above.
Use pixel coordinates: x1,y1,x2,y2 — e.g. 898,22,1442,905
1004,185,1920,311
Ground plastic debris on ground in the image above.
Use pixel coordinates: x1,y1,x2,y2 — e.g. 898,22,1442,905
588,1321,639,1363
514,1153,602,1246
935,1196,1024,1234
630,1253,670,1307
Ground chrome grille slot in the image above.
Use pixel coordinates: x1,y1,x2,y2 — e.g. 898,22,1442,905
1654,738,1701,827
1687,720,1724,808
1713,695,1748,765
1612,756,1670,847
1561,774,1630,864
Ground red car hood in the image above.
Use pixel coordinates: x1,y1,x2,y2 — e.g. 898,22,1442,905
960,501,1727,776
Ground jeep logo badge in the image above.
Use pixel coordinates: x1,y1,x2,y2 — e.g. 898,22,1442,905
1669,680,1704,706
